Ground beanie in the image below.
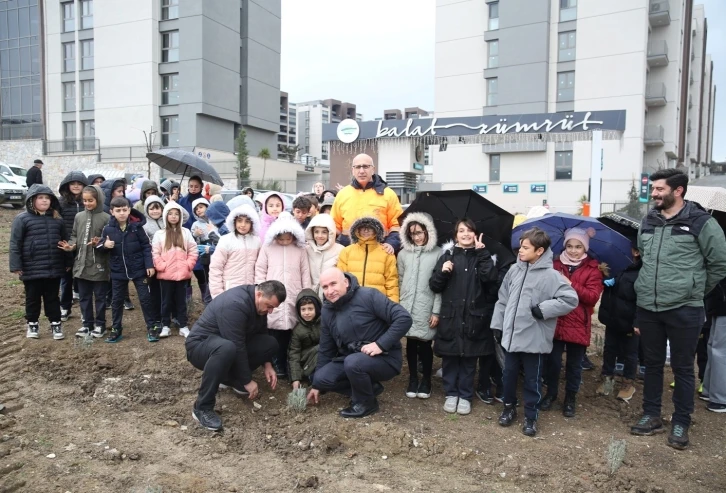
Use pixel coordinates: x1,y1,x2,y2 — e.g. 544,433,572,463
564,227,596,252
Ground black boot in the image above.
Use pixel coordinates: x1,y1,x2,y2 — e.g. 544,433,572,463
563,391,576,418
539,394,556,411
498,404,517,427
406,374,418,398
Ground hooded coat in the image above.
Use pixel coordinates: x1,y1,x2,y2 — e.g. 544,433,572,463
58,171,89,234
255,212,311,331
206,201,231,242
288,289,322,382
397,213,442,341
209,204,261,298
305,213,345,298
69,184,111,282
100,178,126,213
151,202,198,281
336,216,399,302
598,261,642,334
99,212,154,281
178,176,204,229
133,180,160,213
86,174,105,185
10,184,72,281
160,179,180,203
191,197,214,241
491,249,579,354
142,195,166,241
226,194,256,214
257,191,292,241
552,257,605,347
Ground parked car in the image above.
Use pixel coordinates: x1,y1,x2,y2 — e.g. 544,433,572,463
0,163,28,189
0,174,27,209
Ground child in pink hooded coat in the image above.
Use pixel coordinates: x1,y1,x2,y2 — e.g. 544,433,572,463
257,191,291,240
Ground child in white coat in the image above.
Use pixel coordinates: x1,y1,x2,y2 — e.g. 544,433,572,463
305,213,344,299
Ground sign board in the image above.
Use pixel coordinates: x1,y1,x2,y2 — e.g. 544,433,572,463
413,162,424,171
639,173,650,203
304,164,314,172
472,184,488,194
530,184,546,193
503,184,519,193
542,199,549,208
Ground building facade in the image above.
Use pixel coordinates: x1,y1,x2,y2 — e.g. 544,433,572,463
277,91,297,161
296,98,362,166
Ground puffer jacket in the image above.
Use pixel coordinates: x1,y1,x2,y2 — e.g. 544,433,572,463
255,212,311,330
288,289,322,383
133,180,160,213
10,184,72,281
599,261,642,334
87,174,105,185
209,204,261,298
397,212,442,341
99,214,154,281
69,184,111,281
151,202,198,281
191,197,214,241
58,171,88,234
553,257,605,346
257,191,292,240
305,213,345,298
336,216,399,302
143,195,166,241
100,178,126,213
491,249,579,354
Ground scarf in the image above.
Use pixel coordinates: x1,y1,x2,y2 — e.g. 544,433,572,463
559,250,588,267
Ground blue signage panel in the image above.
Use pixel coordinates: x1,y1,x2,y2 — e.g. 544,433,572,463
503,184,519,193
472,184,488,194
413,162,424,171
530,184,546,193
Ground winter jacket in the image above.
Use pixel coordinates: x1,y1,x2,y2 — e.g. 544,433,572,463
151,202,198,281
257,191,292,240
191,197,214,242
178,185,204,229
397,213,442,341
100,178,126,213
255,212,311,330
491,249,579,354
186,285,270,386
206,201,231,243
9,184,72,281
225,194,256,213
209,204,261,298
98,215,154,281
160,179,179,203
552,258,605,347
599,261,642,334
336,216,399,302
133,180,160,213
636,200,726,314
331,174,403,251
288,289,322,383
87,174,105,185
69,184,111,282
305,213,345,298
705,278,726,317
143,195,166,241
58,171,89,234
429,242,497,357
25,164,42,188
316,274,412,372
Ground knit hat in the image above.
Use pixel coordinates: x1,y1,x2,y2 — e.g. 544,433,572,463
564,227,596,252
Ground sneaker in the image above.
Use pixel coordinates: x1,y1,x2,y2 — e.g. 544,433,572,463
522,418,537,437
698,382,704,394
72,291,80,303
707,402,726,413
435,368,443,378
699,393,710,402
91,326,106,338
539,394,556,411
60,309,70,322
406,377,418,399
26,322,39,339
443,396,458,413
630,415,665,436
192,408,223,431
581,354,595,371
562,392,576,418
596,376,615,396
667,424,689,450
51,322,64,341
75,327,91,338
159,326,171,338
475,388,494,405
456,399,471,415
147,326,161,343
179,327,190,338
416,379,431,399
219,383,249,396
123,300,135,311
498,404,517,427
616,380,636,402
105,328,123,343
493,387,504,403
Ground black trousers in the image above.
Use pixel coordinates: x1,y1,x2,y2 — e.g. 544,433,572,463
406,338,433,380
313,351,401,406
77,279,108,328
503,351,544,420
187,334,278,411
697,318,710,382
545,340,586,397
602,327,639,380
638,306,704,427
441,355,478,401
148,276,161,317
268,329,292,374
193,267,212,305
478,353,503,391
160,280,188,327
24,278,62,323
111,277,159,330
59,270,76,311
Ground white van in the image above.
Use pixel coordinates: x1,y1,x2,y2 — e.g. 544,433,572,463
0,163,29,189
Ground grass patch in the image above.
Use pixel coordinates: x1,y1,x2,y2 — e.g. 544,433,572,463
6,279,21,287
446,413,459,422
10,309,24,319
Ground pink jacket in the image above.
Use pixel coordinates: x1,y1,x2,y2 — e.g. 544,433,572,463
257,191,292,241
209,204,261,298
255,212,311,330
152,202,198,281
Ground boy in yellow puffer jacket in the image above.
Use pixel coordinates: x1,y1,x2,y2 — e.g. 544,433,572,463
337,216,399,302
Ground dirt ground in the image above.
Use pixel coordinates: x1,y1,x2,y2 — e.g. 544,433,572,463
0,207,723,493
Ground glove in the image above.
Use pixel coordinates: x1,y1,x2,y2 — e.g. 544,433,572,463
604,278,615,287
531,305,544,320
492,329,503,344
197,245,208,256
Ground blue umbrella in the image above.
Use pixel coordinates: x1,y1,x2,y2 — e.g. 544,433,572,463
511,212,633,274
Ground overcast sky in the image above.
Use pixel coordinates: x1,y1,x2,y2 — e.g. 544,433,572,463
281,0,725,161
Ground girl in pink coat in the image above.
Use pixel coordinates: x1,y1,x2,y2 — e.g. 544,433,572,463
255,211,311,378
152,202,198,338
257,191,291,240
209,204,261,298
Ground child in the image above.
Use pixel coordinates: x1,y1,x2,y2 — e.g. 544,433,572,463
319,196,334,215
257,191,289,240
87,174,105,186
133,180,160,212
288,289,322,390
101,178,126,214
598,246,642,402
152,202,198,338
305,213,344,298
191,198,215,242
58,185,112,339
399,213,441,400
160,179,180,204
255,211,311,378
491,228,578,437
541,228,606,417
191,198,215,305
10,184,72,340
209,204,260,298
143,195,165,240
292,195,314,230
100,196,161,343
429,219,496,415
337,216,399,302
58,171,88,321
206,201,231,243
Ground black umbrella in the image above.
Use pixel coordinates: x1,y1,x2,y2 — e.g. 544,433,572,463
401,190,516,266
146,148,224,186
597,212,640,246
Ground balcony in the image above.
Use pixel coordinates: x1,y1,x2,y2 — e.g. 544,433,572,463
645,82,667,107
649,0,671,27
647,40,669,67
687,118,692,133
644,125,665,146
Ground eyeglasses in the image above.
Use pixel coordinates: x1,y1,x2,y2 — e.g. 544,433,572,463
352,165,373,170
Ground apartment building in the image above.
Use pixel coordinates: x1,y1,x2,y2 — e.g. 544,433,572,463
277,91,297,161
383,107,429,120
432,0,716,213
296,98,363,165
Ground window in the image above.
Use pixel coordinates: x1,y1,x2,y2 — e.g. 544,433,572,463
81,119,95,150
557,71,575,101
558,31,576,62
63,121,76,151
62,2,75,32
489,154,501,182
555,151,573,180
62,42,75,72
63,82,75,111
487,40,499,68
560,0,577,22
81,40,93,70
486,77,498,106
488,2,499,30
162,74,179,105
82,80,94,110
81,0,93,30
161,116,179,147
162,31,179,62
162,0,179,21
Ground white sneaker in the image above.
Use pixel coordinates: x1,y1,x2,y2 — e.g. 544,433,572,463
444,396,458,413
60,309,70,322
435,368,443,378
219,383,249,396
91,326,106,338
457,399,471,415
26,323,39,339
51,322,65,341
159,326,171,338
179,327,190,338
75,327,90,337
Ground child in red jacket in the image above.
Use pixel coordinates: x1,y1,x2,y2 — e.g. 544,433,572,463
540,227,606,417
